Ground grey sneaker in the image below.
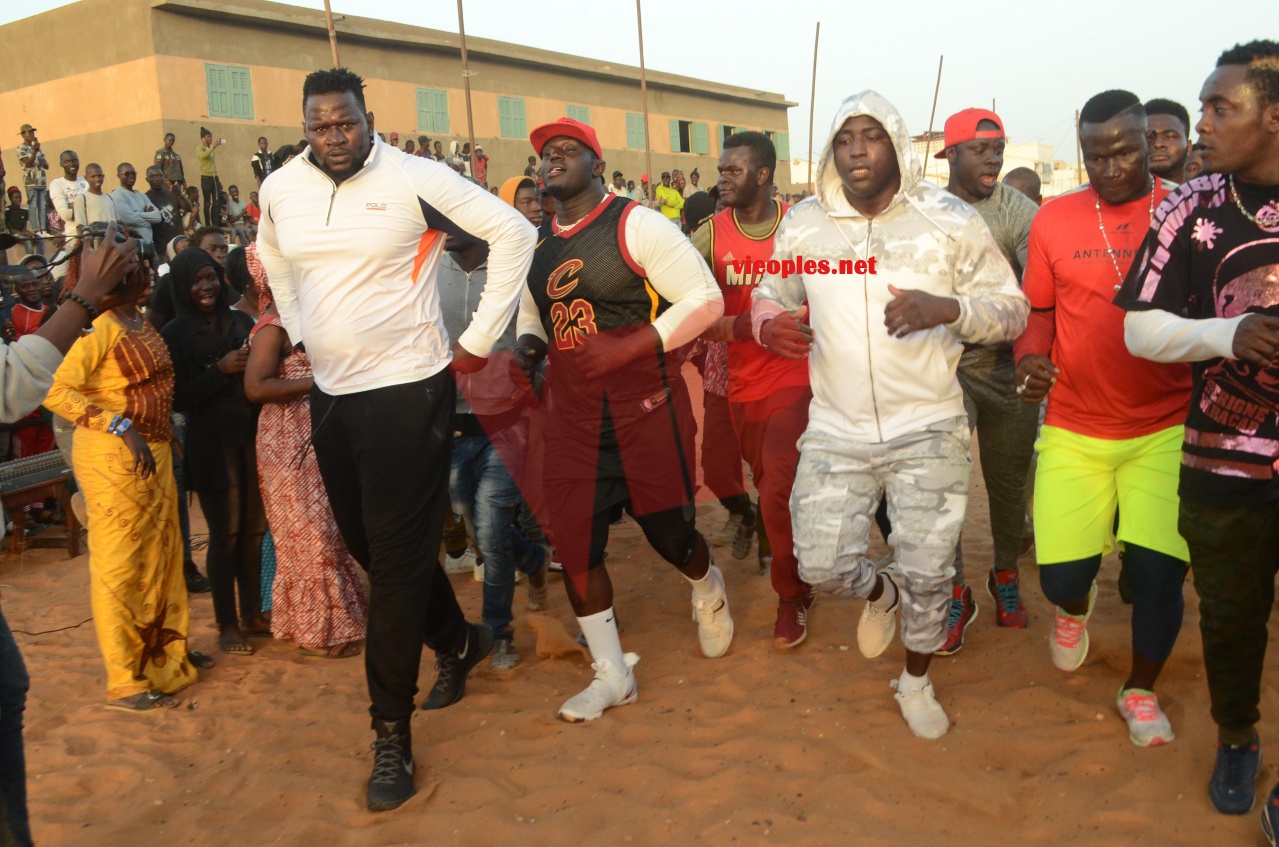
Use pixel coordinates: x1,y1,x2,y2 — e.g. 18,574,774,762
490,637,520,671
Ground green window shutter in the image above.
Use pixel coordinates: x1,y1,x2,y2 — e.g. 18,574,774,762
626,113,646,149
229,67,253,120
416,88,431,132
417,88,449,133
774,131,790,160
498,97,511,136
669,119,681,153
513,99,527,137
566,105,591,124
499,97,526,138
205,64,230,118
433,90,450,134
206,64,252,119
692,122,709,155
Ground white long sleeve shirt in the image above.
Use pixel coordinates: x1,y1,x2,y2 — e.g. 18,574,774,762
256,139,537,396
1123,310,1245,363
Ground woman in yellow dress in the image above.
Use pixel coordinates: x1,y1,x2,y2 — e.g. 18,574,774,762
45,296,200,711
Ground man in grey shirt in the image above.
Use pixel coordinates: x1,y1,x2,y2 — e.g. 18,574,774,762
110,162,163,245
436,231,550,674
934,108,1040,654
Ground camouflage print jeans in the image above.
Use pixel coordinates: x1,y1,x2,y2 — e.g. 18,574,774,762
791,417,971,654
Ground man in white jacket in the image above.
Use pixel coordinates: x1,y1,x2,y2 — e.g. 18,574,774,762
752,90,1027,739
256,68,537,813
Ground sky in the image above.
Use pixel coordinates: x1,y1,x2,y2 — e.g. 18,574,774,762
3,0,1273,162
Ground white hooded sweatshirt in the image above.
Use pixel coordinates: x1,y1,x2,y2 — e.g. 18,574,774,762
752,90,1028,444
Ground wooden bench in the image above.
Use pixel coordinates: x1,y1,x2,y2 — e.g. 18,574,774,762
0,451,81,557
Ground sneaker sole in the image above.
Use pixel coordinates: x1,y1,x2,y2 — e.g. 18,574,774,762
558,689,638,723
367,789,415,812
1210,751,1262,815
1052,630,1089,672
984,576,1029,629
934,600,979,657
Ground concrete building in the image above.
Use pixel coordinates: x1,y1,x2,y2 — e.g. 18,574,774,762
0,0,797,215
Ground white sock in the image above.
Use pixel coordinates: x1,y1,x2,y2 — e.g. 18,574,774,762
898,669,930,694
686,561,722,601
869,573,898,611
578,608,626,671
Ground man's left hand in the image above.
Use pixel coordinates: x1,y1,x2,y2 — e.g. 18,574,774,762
884,285,961,338
451,342,488,374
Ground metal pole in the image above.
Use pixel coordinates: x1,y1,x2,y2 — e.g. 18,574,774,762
636,0,653,205
806,22,820,192
323,0,340,67
920,56,944,179
1075,109,1083,186
457,0,477,178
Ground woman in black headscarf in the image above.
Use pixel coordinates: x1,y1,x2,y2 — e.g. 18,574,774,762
161,248,267,655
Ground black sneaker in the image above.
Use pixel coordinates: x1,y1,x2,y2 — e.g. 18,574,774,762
367,719,414,812
1265,782,1279,846
1210,738,1262,815
421,622,494,710
184,560,211,594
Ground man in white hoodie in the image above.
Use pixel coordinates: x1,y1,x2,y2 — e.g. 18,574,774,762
752,91,1028,739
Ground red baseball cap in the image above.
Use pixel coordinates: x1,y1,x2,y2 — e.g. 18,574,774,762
935,108,1004,158
529,117,603,159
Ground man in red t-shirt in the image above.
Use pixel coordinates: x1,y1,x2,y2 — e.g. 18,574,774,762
692,131,814,648
1014,90,1192,748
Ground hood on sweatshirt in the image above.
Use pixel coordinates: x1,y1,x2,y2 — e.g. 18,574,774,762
814,90,923,218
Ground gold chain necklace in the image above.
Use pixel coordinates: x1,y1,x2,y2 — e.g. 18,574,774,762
1096,180,1155,292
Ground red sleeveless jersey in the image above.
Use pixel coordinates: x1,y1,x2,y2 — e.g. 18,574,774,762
708,201,809,403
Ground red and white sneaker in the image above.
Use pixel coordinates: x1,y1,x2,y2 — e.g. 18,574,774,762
1116,687,1174,747
774,590,816,649
1051,582,1097,671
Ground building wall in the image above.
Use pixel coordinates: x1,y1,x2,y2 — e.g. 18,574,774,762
1,0,796,210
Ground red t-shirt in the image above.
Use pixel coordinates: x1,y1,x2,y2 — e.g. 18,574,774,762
1016,182,1191,439
245,202,261,224
708,202,809,404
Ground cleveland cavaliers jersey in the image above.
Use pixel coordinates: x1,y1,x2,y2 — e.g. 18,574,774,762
528,194,680,430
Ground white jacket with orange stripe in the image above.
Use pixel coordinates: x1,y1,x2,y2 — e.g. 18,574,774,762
256,138,537,396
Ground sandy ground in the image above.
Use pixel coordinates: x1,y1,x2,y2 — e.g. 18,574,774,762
4,404,1279,846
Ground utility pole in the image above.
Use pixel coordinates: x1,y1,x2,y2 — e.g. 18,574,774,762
323,0,340,67
457,0,477,177
636,0,653,202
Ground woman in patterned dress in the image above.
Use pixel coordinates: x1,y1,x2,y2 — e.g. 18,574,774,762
243,248,366,658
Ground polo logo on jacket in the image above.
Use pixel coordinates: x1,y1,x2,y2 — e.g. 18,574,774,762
365,203,387,211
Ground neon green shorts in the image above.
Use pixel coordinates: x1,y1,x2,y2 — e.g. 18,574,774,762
1033,424,1189,565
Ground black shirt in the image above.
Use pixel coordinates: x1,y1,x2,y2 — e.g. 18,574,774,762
1115,173,1279,506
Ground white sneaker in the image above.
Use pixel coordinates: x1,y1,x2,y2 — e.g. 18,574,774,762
558,653,640,722
1050,582,1097,672
473,558,485,582
690,564,734,658
443,549,477,575
857,571,899,658
892,678,950,740
1116,687,1174,747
